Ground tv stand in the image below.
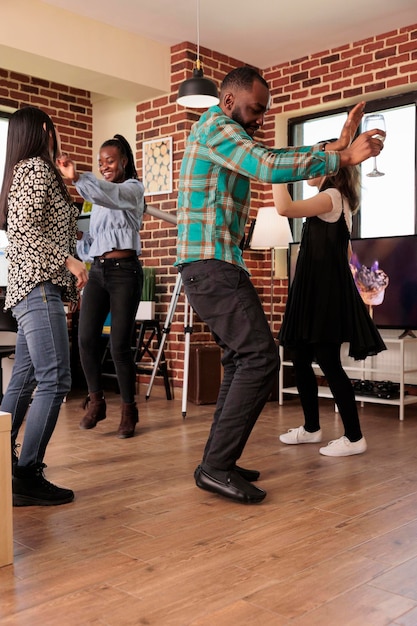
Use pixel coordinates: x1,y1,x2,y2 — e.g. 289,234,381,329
279,332,417,421
398,329,417,339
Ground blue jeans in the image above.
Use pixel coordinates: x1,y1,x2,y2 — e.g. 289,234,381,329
1,282,71,467
78,257,142,403
179,260,278,471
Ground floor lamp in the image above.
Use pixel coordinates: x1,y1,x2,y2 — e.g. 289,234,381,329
250,206,293,324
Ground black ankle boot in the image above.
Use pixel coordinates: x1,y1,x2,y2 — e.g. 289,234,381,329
12,463,74,507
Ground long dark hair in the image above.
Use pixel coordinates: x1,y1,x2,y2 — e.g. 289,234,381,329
100,134,139,180
0,106,71,229
320,165,361,214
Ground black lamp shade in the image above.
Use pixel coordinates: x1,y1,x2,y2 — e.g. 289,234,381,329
177,67,219,109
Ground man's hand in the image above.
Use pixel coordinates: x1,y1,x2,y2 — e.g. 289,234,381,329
339,129,385,167
326,101,366,152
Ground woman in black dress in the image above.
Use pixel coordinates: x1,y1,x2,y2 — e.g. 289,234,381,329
274,164,385,456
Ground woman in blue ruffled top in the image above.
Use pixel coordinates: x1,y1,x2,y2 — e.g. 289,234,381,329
58,134,144,439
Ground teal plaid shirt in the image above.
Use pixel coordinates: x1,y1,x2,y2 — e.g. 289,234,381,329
176,106,339,271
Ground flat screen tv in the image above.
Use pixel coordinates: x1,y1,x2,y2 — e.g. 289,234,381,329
288,234,417,334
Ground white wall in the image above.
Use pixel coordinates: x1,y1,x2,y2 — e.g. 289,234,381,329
0,0,170,103
92,98,137,176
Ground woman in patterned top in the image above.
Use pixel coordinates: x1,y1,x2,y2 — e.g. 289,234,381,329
0,106,88,506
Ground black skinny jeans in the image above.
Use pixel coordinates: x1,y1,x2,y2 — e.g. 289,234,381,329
78,257,143,403
290,342,363,442
179,260,278,472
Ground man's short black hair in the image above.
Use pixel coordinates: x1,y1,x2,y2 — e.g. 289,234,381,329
221,66,269,93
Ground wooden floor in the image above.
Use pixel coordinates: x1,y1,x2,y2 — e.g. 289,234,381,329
2,385,417,625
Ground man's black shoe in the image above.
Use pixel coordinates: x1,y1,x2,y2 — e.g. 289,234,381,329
194,463,260,482
194,464,202,481
195,467,266,503
234,465,260,482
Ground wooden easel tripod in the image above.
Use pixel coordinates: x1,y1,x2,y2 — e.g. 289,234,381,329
143,204,194,416
145,272,193,417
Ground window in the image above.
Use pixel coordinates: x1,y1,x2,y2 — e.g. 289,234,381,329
288,93,417,240
360,103,415,237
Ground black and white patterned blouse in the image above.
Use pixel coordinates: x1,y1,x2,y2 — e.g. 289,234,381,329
5,156,79,309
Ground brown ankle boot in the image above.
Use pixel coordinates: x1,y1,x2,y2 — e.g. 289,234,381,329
79,392,106,430
117,402,138,439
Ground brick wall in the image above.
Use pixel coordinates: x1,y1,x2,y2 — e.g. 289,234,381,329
265,24,417,116
0,68,93,190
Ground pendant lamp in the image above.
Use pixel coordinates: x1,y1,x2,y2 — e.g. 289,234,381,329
176,0,219,109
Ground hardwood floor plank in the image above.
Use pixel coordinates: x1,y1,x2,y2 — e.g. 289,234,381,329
190,600,286,626
350,519,417,567
370,556,417,601
291,585,417,625
244,552,387,619
392,604,417,625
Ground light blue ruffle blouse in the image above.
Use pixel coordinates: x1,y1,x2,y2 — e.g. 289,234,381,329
75,173,145,262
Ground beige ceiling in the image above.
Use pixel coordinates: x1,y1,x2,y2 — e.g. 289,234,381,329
41,0,417,69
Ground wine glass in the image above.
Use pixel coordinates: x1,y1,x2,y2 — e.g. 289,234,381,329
363,113,386,177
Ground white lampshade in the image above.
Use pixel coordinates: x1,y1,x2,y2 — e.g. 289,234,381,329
250,206,293,250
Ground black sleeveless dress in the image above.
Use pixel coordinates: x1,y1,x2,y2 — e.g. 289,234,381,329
279,209,386,360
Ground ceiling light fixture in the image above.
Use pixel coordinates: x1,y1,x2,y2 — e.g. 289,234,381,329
176,0,220,109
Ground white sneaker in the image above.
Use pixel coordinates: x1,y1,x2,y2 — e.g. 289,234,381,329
319,436,367,457
279,425,322,445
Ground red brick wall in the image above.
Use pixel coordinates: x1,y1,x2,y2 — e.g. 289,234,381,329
265,24,417,116
0,68,93,186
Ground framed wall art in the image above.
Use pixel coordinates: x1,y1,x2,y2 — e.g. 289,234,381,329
143,136,173,196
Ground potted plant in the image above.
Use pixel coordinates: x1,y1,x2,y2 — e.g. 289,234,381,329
136,266,156,320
